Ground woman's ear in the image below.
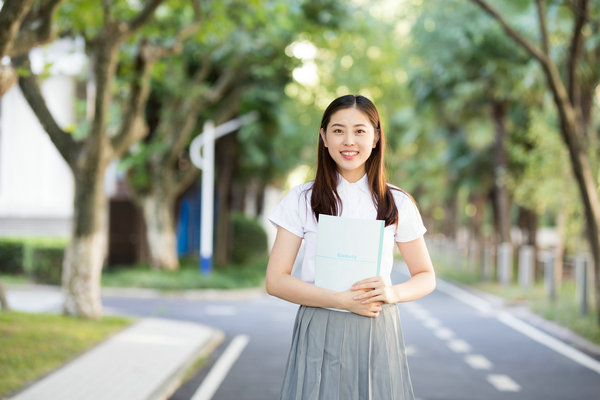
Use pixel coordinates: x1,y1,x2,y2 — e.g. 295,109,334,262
320,128,328,147
372,130,380,148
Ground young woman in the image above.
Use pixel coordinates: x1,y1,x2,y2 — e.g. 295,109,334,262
266,94,436,399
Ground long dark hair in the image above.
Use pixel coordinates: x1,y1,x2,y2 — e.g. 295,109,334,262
310,94,399,227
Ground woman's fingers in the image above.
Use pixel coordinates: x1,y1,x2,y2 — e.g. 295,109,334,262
351,276,384,290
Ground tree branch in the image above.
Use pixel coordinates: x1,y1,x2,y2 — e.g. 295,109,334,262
109,43,155,157
0,0,35,56
567,0,588,106
14,55,79,166
10,0,63,57
126,0,165,35
470,0,549,64
174,162,199,196
535,0,550,55
102,0,114,27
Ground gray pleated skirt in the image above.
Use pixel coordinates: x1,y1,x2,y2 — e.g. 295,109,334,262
280,304,414,400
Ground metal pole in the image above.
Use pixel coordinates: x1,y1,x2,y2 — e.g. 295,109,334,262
199,120,215,274
189,112,258,275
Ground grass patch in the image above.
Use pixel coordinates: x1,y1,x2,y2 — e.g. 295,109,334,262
102,256,267,291
0,312,132,398
432,254,600,346
0,274,29,285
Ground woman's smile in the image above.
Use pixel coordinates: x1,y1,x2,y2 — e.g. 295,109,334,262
341,150,359,160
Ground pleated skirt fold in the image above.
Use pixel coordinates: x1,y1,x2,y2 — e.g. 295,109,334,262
280,304,414,400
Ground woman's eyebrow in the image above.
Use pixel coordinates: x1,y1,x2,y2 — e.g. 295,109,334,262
330,123,368,127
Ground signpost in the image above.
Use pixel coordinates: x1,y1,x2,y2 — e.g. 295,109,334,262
189,112,258,274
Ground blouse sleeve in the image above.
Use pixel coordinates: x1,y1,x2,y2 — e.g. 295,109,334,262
393,190,427,242
268,184,311,239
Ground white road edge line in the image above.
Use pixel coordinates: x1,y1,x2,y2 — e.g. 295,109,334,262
436,279,600,375
191,334,250,400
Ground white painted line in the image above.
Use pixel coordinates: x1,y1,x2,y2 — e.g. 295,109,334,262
434,327,455,340
487,374,521,392
205,305,237,316
447,339,472,353
191,335,250,400
438,279,600,375
498,312,600,375
422,317,441,329
465,354,493,370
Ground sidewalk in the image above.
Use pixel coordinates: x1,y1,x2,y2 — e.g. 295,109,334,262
4,286,224,400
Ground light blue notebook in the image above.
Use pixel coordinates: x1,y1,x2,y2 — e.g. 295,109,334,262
315,214,385,294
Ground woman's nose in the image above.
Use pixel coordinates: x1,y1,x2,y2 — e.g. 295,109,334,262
343,133,355,146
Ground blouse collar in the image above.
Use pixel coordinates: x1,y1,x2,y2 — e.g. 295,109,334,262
337,172,371,195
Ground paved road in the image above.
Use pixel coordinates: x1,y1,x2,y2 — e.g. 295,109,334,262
102,268,600,400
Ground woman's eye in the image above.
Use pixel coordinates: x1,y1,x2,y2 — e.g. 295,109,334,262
333,129,343,134
356,129,366,135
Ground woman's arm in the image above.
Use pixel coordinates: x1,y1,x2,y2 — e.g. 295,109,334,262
266,227,384,317
351,236,436,304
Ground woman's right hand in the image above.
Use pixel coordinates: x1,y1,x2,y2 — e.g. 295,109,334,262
336,289,383,317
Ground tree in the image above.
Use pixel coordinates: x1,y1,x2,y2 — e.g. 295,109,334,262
14,0,201,318
123,0,351,268
0,0,63,96
468,0,600,324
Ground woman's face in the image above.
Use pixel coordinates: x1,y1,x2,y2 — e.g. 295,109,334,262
320,107,379,183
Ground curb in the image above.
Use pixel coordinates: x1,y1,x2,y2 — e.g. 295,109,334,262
150,328,225,400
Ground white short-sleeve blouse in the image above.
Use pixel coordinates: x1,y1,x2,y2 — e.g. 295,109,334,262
268,173,427,286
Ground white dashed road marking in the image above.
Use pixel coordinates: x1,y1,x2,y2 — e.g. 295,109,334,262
487,374,521,392
447,339,471,353
434,327,454,340
465,354,493,370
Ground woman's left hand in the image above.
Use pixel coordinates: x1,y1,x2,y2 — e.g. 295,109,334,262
351,276,397,304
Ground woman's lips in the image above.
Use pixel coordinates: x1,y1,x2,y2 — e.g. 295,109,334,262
341,151,358,160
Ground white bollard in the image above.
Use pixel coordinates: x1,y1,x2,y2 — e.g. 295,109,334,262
483,244,493,281
518,245,534,289
544,252,555,301
575,254,589,316
497,242,512,286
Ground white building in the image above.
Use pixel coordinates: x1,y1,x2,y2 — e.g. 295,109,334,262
0,39,87,237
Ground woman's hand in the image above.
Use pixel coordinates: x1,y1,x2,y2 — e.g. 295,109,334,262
335,289,383,317
351,276,398,304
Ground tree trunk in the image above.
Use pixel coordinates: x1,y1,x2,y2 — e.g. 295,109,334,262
444,192,458,239
469,191,487,275
139,194,179,270
0,280,10,311
62,172,107,319
255,181,266,217
492,100,511,244
518,207,539,278
214,134,236,265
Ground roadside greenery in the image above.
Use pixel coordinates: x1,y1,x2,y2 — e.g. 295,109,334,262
0,312,132,398
101,256,267,291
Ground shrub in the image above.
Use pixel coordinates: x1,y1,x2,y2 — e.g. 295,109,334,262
230,212,268,264
23,243,65,285
0,238,66,284
0,239,25,274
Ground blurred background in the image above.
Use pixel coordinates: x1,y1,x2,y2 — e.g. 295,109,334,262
0,0,599,399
